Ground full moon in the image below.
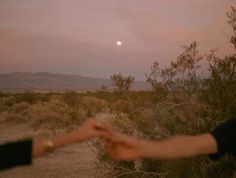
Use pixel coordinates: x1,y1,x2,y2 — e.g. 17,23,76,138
116,41,122,46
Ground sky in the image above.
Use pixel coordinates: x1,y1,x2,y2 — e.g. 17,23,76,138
0,0,235,81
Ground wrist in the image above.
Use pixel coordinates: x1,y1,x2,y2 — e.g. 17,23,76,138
43,140,55,154
71,128,86,142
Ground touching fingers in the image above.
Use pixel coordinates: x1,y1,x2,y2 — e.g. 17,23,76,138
97,130,113,139
105,141,117,159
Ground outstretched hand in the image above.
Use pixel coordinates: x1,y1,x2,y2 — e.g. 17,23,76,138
32,118,113,158
76,119,113,141
105,134,144,160
77,119,147,161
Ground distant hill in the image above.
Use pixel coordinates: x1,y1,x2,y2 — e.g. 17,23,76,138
0,72,151,92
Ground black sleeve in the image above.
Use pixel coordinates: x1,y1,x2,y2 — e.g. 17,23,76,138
209,117,236,160
0,139,32,170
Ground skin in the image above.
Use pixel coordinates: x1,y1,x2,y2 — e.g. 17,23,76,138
105,133,218,161
32,119,112,158
32,119,218,161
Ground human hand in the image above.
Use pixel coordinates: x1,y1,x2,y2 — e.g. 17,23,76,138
76,119,113,142
105,134,144,161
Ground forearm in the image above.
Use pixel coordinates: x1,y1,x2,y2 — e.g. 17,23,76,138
140,136,201,159
32,129,84,158
32,118,110,158
140,134,218,160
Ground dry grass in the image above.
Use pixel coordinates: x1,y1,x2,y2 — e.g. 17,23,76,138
0,90,235,178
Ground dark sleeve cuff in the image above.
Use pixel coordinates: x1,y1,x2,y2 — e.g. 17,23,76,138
209,117,236,160
209,151,224,161
0,139,32,170
208,129,225,161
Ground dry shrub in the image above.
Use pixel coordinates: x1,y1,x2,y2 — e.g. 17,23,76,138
0,97,31,122
0,95,17,107
155,92,209,135
17,92,38,104
80,96,109,117
9,101,30,114
81,96,108,109
24,95,83,129
27,102,66,128
0,111,8,122
62,92,80,107
111,113,136,135
111,100,134,114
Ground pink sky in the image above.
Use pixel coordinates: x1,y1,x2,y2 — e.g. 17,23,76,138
0,0,235,80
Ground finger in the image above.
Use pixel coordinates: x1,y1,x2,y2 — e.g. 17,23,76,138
96,130,113,139
105,142,116,158
104,142,112,153
101,121,112,130
95,124,114,140
87,118,109,131
96,120,113,133
108,144,125,161
95,124,113,135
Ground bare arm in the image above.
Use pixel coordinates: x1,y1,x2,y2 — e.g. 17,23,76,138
32,119,111,158
0,119,112,170
106,133,218,160
32,131,86,158
141,133,218,159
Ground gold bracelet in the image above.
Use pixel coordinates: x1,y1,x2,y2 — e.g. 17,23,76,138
44,140,54,153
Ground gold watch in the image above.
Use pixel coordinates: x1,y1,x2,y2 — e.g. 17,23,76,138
44,140,54,153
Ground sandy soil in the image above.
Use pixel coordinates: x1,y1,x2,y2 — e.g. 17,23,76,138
0,122,100,178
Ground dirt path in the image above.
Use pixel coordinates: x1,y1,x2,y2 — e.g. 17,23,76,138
0,122,99,178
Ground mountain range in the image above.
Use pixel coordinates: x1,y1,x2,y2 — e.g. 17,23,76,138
0,72,151,92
